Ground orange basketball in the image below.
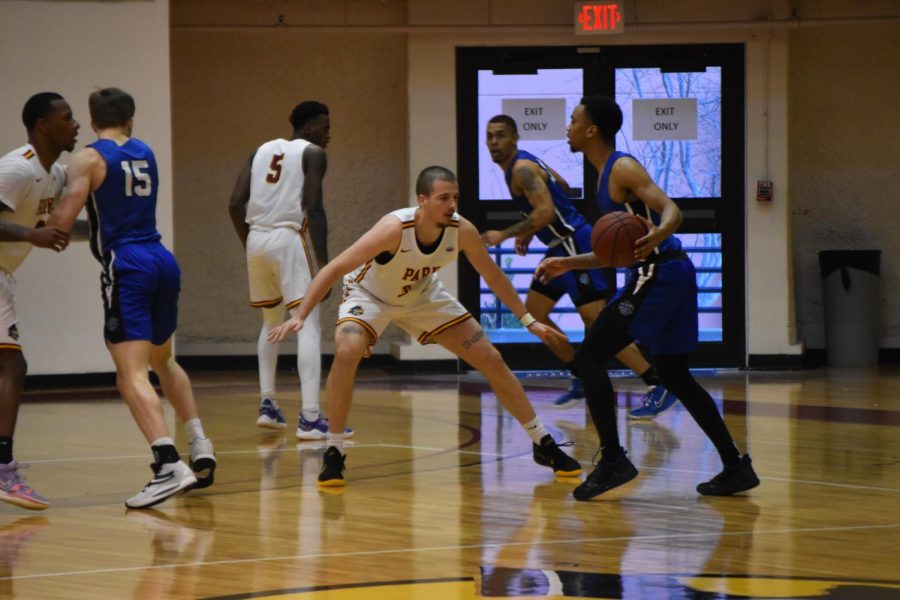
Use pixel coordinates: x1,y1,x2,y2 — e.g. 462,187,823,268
590,212,648,267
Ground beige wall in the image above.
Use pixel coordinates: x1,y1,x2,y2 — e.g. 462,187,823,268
789,22,900,349
4,0,898,373
1,0,172,375
172,0,900,359
170,2,408,354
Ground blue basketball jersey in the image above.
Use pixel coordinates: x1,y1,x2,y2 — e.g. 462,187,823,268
504,150,587,246
87,138,161,258
595,151,682,255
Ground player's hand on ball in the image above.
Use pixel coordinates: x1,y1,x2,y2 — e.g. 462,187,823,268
268,316,305,342
535,257,568,283
633,215,660,260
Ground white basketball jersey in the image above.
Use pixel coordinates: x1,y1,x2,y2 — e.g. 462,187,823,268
0,144,66,273
247,138,313,231
347,207,460,306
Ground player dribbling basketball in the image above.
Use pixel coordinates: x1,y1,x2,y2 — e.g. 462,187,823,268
536,96,759,501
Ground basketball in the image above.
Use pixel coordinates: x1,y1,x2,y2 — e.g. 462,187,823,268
590,212,648,267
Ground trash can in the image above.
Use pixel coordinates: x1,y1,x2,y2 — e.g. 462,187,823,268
818,250,881,367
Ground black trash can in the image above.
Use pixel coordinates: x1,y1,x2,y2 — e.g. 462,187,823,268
818,250,881,367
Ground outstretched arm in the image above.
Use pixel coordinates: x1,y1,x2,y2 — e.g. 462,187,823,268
302,145,328,268
267,214,403,342
228,154,254,248
459,217,568,347
481,160,555,247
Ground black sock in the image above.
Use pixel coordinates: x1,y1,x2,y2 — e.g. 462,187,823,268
565,361,577,377
601,445,623,463
151,443,181,465
656,354,742,466
0,436,12,464
640,366,661,387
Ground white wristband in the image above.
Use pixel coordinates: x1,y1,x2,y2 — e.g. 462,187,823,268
519,312,537,328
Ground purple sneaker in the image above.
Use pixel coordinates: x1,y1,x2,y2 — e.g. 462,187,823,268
256,398,287,430
0,462,49,511
296,416,354,440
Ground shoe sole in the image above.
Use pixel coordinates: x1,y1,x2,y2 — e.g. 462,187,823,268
533,452,583,477
317,478,345,488
125,475,198,509
627,412,659,420
553,398,583,409
553,467,583,477
190,457,217,489
256,420,287,430
697,478,761,496
0,493,49,511
573,467,639,501
296,430,355,440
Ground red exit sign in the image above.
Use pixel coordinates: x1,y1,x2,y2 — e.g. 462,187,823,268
574,1,624,35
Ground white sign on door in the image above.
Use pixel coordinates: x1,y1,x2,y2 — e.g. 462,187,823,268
501,99,567,140
632,98,698,140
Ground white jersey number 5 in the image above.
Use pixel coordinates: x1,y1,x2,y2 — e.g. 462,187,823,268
121,160,152,197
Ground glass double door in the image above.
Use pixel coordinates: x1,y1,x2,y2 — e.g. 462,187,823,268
456,44,745,367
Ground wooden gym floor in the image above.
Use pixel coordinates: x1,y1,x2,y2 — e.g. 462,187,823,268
2,366,899,599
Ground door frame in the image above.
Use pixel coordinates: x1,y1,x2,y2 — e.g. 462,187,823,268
456,44,745,368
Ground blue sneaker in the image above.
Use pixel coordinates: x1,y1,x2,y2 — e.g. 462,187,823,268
296,416,354,441
256,399,286,430
553,379,584,409
628,386,678,420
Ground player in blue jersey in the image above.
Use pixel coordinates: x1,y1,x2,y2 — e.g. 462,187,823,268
483,115,676,412
47,88,216,509
536,96,758,500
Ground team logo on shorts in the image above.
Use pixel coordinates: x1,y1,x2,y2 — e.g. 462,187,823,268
107,317,120,332
578,272,591,285
349,305,364,316
7,324,18,341
618,300,635,316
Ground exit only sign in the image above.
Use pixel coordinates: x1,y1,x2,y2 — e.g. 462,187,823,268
574,1,624,35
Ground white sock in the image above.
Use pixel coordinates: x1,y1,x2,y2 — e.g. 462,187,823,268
183,419,206,442
150,436,176,448
327,432,345,454
522,416,549,444
298,305,322,421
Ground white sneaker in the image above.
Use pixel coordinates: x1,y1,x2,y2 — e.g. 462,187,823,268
126,461,197,509
188,437,216,489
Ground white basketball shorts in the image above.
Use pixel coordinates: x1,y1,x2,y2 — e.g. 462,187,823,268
246,226,315,311
337,278,472,357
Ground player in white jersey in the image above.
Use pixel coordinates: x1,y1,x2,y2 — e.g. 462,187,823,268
269,166,583,487
0,93,79,510
229,101,352,440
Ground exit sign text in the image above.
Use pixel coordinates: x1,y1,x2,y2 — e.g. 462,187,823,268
574,1,624,35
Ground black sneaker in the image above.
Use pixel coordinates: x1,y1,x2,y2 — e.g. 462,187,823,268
533,435,583,477
697,454,759,496
572,452,638,501
317,447,346,488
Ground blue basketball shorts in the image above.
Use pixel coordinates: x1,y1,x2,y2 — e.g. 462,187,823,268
530,224,614,306
100,241,180,345
608,253,699,355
